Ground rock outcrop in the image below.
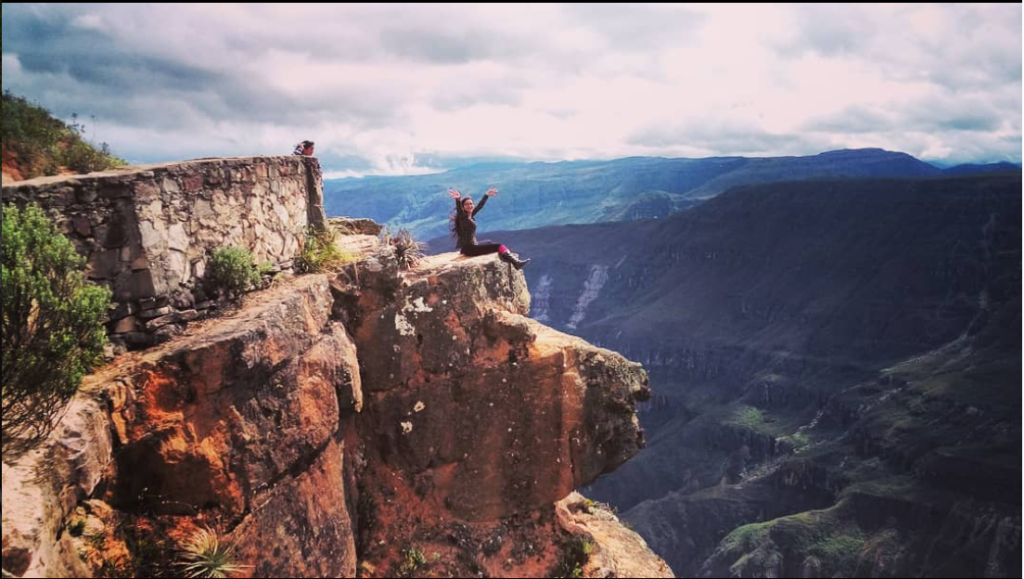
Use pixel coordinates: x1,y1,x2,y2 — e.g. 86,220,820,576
3,275,362,578
1,170,671,578
332,253,650,522
557,493,674,578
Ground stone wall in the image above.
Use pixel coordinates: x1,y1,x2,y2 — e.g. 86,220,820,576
1,156,326,348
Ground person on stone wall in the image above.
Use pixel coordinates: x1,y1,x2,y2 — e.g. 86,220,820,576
293,140,315,156
448,187,530,269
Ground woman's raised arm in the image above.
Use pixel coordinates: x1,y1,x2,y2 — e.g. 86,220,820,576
449,188,464,213
473,188,497,217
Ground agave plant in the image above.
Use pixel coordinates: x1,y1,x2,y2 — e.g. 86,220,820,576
392,228,426,270
376,227,425,270
177,528,248,579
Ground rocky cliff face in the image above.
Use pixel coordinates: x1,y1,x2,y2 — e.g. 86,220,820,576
332,253,650,521
2,275,360,578
330,252,664,577
1,179,671,578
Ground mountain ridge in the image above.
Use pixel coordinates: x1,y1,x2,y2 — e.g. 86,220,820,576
325,148,961,240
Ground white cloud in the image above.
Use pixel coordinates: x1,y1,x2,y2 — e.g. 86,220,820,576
1,3,1019,173
69,13,106,32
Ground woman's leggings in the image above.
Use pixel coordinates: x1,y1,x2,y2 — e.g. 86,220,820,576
461,241,508,257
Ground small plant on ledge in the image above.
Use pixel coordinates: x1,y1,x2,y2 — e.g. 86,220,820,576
395,546,428,578
549,535,594,579
68,517,88,537
376,227,425,271
295,225,353,274
581,497,617,516
176,528,248,579
206,246,269,299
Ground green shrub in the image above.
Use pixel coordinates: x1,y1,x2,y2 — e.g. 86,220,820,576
1,92,126,179
176,528,247,579
257,260,274,278
63,139,126,175
581,497,616,515
396,546,427,577
295,226,352,273
2,204,110,459
550,535,593,579
206,247,265,297
68,517,88,537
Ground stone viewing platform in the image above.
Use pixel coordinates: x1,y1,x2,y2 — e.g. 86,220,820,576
1,156,326,349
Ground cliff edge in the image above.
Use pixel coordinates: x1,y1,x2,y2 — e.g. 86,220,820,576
1,163,673,578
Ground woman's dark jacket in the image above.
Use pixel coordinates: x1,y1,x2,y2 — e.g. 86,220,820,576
454,195,488,249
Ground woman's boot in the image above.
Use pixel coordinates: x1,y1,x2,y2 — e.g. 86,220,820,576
500,250,530,270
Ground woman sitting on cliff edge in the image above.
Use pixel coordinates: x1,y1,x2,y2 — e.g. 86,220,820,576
448,187,530,270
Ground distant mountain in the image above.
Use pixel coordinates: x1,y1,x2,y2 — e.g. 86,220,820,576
676,148,940,200
427,173,1022,577
941,161,1022,176
324,148,941,240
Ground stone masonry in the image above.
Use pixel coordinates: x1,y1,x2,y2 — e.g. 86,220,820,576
1,156,326,349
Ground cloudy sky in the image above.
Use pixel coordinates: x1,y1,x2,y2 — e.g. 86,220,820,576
2,3,1020,176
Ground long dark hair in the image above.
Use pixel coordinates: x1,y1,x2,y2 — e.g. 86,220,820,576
449,197,473,239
